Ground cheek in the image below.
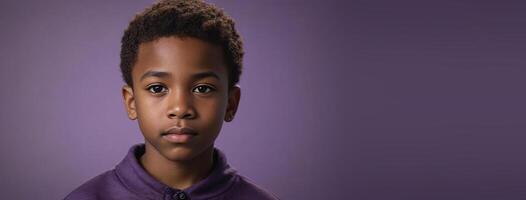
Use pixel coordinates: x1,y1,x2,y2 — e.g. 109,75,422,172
197,97,227,121
196,99,226,139
135,96,164,131
136,93,164,114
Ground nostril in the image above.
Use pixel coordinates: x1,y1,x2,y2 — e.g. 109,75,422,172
168,112,195,119
183,113,193,119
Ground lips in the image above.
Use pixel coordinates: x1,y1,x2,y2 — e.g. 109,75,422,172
162,126,197,135
161,126,197,143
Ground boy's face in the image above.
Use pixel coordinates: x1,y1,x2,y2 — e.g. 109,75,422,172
122,36,240,162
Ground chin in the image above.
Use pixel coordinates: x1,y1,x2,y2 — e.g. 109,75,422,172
160,144,202,162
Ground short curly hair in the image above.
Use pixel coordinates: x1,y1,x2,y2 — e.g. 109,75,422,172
119,0,244,90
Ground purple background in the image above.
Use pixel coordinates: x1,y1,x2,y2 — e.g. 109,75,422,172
1,0,525,199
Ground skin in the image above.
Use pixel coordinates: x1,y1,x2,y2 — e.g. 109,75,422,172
121,36,241,190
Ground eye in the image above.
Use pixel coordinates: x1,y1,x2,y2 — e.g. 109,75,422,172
147,85,168,94
193,85,215,94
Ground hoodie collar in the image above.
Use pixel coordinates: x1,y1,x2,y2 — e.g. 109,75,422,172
115,143,238,199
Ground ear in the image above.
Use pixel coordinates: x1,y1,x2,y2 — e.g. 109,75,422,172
224,85,241,122
122,85,137,120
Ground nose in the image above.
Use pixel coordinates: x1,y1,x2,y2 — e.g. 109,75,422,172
166,90,196,120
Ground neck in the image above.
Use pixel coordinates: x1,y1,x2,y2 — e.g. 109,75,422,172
139,142,215,190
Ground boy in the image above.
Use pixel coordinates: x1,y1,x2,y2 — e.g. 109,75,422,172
65,0,279,199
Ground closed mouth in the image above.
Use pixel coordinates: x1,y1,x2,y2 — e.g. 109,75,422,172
161,126,197,136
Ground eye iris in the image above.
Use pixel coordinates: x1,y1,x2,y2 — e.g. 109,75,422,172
152,85,163,93
198,86,208,93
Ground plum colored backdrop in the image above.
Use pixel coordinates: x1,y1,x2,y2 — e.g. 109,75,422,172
1,0,525,199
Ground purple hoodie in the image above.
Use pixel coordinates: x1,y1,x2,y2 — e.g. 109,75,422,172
64,143,279,200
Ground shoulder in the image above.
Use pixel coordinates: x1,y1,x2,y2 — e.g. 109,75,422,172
226,174,280,200
64,169,129,200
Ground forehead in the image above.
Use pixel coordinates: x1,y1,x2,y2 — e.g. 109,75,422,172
133,36,226,78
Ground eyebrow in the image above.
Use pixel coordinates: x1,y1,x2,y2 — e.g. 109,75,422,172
192,71,221,81
139,70,220,81
140,70,171,81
